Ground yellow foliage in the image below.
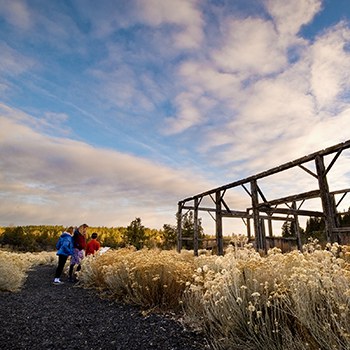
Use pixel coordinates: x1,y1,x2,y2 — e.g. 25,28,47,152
0,250,56,292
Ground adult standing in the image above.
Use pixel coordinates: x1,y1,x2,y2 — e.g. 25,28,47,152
53,226,74,284
68,223,88,282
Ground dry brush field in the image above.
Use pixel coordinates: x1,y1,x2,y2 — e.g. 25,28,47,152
2,241,350,350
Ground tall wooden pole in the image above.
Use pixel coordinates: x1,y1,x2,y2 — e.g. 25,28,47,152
251,180,262,251
247,209,251,242
176,203,183,253
292,201,302,250
315,155,337,242
267,213,273,237
216,191,224,255
193,198,199,256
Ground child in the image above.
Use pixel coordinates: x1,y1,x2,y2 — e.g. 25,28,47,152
86,232,100,256
54,226,74,284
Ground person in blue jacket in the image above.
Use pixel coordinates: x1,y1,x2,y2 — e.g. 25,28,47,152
53,226,74,284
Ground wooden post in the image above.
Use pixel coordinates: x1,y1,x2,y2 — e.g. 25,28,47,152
315,155,337,242
193,198,199,256
267,213,273,237
251,180,262,251
331,194,341,243
216,191,224,255
260,218,267,252
247,209,251,241
292,201,302,250
176,203,182,253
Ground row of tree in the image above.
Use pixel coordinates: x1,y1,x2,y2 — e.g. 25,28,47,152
4,208,346,252
0,212,202,252
281,209,350,243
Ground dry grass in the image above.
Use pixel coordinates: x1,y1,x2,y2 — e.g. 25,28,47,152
183,241,350,350
0,250,56,292
78,247,196,311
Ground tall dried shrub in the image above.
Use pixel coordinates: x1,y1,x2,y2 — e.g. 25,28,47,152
0,250,56,292
79,248,196,311
182,243,350,350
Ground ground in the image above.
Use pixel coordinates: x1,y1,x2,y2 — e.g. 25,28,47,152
0,265,211,350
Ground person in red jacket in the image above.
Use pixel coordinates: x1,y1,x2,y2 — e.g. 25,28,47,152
86,232,100,256
68,223,88,282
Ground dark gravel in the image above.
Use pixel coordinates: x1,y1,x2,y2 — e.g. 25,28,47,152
0,265,211,350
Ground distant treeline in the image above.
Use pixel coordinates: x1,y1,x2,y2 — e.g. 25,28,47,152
0,220,176,252
0,212,204,252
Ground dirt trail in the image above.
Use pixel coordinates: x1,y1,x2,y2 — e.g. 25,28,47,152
0,265,210,350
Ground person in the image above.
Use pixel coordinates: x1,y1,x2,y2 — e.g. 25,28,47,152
86,232,100,256
68,223,88,282
53,226,74,285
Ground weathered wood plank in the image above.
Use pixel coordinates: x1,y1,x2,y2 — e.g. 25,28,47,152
259,207,324,217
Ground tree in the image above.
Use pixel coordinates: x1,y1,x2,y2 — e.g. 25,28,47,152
124,218,146,250
304,217,326,243
181,211,204,250
281,221,293,238
281,221,304,240
162,224,177,249
340,208,350,227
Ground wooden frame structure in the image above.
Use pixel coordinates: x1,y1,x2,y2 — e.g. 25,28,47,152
177,140,350,255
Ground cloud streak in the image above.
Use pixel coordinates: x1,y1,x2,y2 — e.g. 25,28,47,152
0,106,215,227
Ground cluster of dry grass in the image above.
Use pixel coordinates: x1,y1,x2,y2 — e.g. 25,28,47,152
78,247,196,310
0,249,56,292
183,241,350,350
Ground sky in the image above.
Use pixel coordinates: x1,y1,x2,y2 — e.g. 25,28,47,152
0,0,350,233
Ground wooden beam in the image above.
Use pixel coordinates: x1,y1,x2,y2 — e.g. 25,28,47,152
298,164,317,178
259,215,294,222
330,188,350,195
258,189,321,207
333,227,350,233
325,148,343,175
260,207,324,217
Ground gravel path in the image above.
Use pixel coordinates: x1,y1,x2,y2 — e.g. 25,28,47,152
0,265,211,350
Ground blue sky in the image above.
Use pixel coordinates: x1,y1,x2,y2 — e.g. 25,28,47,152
0,0,350,232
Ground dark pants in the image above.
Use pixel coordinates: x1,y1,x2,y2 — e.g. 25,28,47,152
55,254,69,279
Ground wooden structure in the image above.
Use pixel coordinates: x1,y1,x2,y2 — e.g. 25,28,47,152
177,140,350,255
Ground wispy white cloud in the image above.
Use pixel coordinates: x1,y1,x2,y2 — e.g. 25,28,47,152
212,17,287,75
0,41,36,75
0,106,215,227
0,0,32,30
310,22,350,110
264,0,322,37
135,0,204,49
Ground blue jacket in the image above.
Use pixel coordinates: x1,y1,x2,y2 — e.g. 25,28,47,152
56,232,74,256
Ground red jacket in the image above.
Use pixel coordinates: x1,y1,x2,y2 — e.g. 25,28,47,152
86,239,100,255
73,230,86,250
